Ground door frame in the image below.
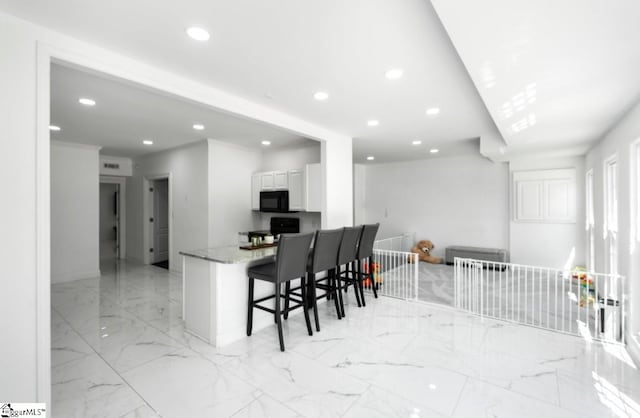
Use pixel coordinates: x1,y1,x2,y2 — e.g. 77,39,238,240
99,176,126,259
143,173,173,267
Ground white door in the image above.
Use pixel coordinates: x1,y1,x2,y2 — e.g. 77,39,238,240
251,174,261,210
152,179,170,263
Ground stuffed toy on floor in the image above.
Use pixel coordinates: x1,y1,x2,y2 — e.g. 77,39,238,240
410,240,443,264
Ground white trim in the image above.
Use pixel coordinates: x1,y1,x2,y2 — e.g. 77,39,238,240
100,176,127,259
143,173,173,268
35,41,51,407
51,140,103,151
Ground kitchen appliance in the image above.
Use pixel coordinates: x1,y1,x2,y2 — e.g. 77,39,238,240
259,190,290,213
270,217,300,237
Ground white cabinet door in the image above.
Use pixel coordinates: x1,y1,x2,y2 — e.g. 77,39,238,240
260,172,274,190
273,171,288,189
251,174,261,210
288,169,305,211
305,163,322,212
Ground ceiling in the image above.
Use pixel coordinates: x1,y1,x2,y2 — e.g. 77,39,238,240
431,0,640,156
50,63,313,158
2,0,639,163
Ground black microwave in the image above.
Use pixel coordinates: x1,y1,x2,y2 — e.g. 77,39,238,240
259,190,290,212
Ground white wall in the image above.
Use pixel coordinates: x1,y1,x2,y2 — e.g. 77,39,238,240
208,140,263,247
586,100,640,364
260,142,320,171
359,155,509,259
127,141,209,271
50,142,101,282
353,164,366,225
509,157,585,268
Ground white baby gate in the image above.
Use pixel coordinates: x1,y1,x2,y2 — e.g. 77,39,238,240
368,233,419,300
454,258,625,344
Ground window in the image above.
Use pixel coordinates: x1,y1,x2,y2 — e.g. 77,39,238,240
604,155,618,275
635,140,640,243
586,169,595,271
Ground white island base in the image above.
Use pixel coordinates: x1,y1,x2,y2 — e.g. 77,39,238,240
181,246,282,346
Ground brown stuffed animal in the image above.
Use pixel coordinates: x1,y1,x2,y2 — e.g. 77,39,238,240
410,240,443,264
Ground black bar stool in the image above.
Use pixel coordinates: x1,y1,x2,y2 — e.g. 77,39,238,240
355,223,381,305
308,228,345,328
336,226,363,317
246,232,314,351
282,228,344,329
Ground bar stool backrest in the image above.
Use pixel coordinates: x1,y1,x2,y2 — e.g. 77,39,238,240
310,228,344,273
337,226,362,266
356,223,380,260
276,233,314,282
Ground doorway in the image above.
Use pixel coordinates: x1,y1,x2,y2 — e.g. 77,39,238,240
149,178,170,270
99,183,120,263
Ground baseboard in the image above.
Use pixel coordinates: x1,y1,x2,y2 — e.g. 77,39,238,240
51,269,101,284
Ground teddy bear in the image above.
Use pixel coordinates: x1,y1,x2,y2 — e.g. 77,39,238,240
410,240,443,264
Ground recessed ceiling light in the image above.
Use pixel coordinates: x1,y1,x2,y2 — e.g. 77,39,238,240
261,140,271,146
430,148,439,154
313,91,329,101
78,98,96,106
385,68,404,80
411,140,422,145
367,156,375,161
143,140,153,145
193,124,205,130
426,107,440,116
367,120,379,127
186,26,210,41
49,125,61,131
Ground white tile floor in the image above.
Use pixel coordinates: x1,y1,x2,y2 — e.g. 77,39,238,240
51,260,640,418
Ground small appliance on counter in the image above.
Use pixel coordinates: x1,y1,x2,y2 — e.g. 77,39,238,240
241,217,300,250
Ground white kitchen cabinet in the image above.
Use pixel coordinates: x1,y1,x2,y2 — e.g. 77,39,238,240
287,169,305,211
260,172,275,190
252,166,321,212
251,174,261,210
273,171,288,189
305,163,322,212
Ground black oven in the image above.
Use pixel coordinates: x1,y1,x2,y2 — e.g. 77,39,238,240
259,190,289,212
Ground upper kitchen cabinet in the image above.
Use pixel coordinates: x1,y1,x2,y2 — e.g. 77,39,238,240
260,171,288,190
252,164,321,212
305,163,321,212
287,169,305,211
251,174,261,210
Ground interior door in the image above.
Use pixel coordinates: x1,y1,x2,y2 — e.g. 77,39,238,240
99,183,119,261
153,179,170,263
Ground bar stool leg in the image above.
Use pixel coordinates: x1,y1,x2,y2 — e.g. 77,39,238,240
283,281,291,320
310,273,320,331
274,281,285,351
330,269,342,319
352,262,362,308
357,260,366,307
300,276,313,336
247,277,254,336
336,266,346,317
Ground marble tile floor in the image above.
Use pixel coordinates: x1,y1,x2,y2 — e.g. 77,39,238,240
51,260,640,418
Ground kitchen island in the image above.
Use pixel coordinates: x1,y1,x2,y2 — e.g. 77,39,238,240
180,245,279,346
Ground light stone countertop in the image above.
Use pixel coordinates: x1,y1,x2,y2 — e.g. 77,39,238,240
180,245,277,264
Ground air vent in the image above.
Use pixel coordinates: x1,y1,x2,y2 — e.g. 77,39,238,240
104,163,120,169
